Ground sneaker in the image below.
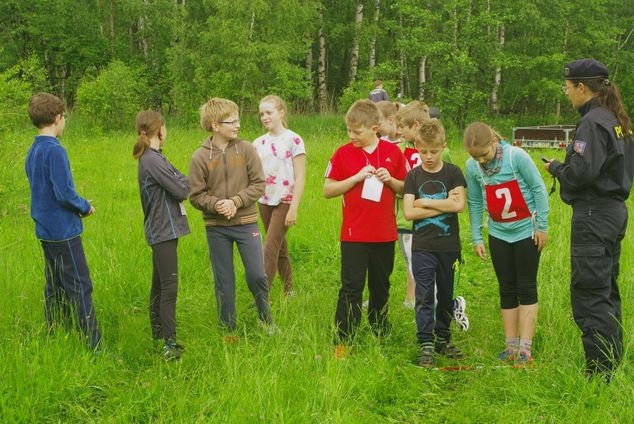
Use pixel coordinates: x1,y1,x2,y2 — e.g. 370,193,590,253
403,299,415,310
453,296,470,331
163,339,184,361
259,320,281,336
417,345,436,367
515,350,534,367
497,348,516,363
334,344,351,360
435,341,465,359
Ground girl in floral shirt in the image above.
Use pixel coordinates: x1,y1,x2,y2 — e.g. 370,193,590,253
253,95,306,295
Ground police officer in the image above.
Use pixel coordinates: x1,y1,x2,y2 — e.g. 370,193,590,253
544,58,634,380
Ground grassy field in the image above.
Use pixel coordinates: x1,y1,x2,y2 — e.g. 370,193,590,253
1,114,632,423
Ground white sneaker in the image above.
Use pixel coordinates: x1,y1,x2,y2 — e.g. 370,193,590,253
259,320,281,336
453,296,469,331
403,299,415,310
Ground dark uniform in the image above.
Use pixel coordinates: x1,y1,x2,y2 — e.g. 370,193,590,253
549,93,634,376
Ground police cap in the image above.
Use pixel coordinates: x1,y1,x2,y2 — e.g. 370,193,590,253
564,59,609,80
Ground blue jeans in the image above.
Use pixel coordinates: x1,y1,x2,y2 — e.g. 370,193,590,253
205,224,271,331
412,250,460,345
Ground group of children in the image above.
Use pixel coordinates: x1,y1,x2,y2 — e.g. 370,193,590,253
26,92,548,367
326,98,548,367
26,93,305,360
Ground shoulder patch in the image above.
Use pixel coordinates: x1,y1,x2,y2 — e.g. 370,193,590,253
573,140,587,156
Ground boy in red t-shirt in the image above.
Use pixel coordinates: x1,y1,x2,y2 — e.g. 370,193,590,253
324,99,408,358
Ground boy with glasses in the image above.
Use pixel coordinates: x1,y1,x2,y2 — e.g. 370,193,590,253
189,98,277,339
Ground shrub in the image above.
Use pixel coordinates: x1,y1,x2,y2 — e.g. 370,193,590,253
75,60,148,131
0,56,51,132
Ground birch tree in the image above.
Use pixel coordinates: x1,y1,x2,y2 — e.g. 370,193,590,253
348,1,363,85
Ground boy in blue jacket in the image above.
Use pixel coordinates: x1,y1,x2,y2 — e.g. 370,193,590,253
25,93,102,350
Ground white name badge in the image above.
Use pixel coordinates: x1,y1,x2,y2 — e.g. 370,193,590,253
361,175,384,202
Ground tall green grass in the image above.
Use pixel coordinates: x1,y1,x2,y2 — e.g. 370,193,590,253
1,115,632,423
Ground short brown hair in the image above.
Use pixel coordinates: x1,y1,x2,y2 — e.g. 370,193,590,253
396,100,429,129
200,98,239,132
345,99,380,129
28,93,65,129
415,118,445,149
375,101,399,119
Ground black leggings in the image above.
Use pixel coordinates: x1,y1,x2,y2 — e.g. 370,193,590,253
150,238,179,341
489,235,540,309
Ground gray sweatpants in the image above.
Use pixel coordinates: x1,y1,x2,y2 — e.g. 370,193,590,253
205,223,271,331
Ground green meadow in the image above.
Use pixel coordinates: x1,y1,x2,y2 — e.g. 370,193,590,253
1,114,632,423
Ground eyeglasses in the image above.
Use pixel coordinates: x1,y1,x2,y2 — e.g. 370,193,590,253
219,119,240,126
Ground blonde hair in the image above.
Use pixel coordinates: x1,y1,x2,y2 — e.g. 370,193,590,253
345,99,380,129
463,122,503,149
415,118,445,149
200,98,239,132
396,100,429,128
133,110,164,159
375,101,399,119
260,94,288,128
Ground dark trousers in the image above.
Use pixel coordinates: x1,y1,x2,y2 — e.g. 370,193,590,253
570,200,626,376
335,241,394,342
150,238,179,342
41,236,101,349
206,224,271,332
489,235,540,309
412,251,460,345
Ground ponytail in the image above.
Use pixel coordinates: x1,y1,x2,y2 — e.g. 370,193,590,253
579,79,632,138
133,111,164,159
601,84,631,137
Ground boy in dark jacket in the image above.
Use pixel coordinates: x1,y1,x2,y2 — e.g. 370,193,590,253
25,92,102,350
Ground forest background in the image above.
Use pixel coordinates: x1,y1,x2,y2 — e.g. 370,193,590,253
0,0,633,131
1,1,634,423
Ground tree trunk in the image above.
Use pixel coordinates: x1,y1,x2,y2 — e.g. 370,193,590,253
418,56,426,101
305,35,314,111
348,2,363,85
138,1,149,58
491,23,504,113
398,11,406,100
318,16,328,114
369,0,380,70
96,0,105,37
109,0,116,55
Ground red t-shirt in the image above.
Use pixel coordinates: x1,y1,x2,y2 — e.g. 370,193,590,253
325,140,408,242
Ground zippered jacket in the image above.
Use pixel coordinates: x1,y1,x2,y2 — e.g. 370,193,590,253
189,137,265,226
138,148,190,245
25,135,91,241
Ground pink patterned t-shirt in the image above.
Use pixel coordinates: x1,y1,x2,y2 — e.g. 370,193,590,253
253,129,306,205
